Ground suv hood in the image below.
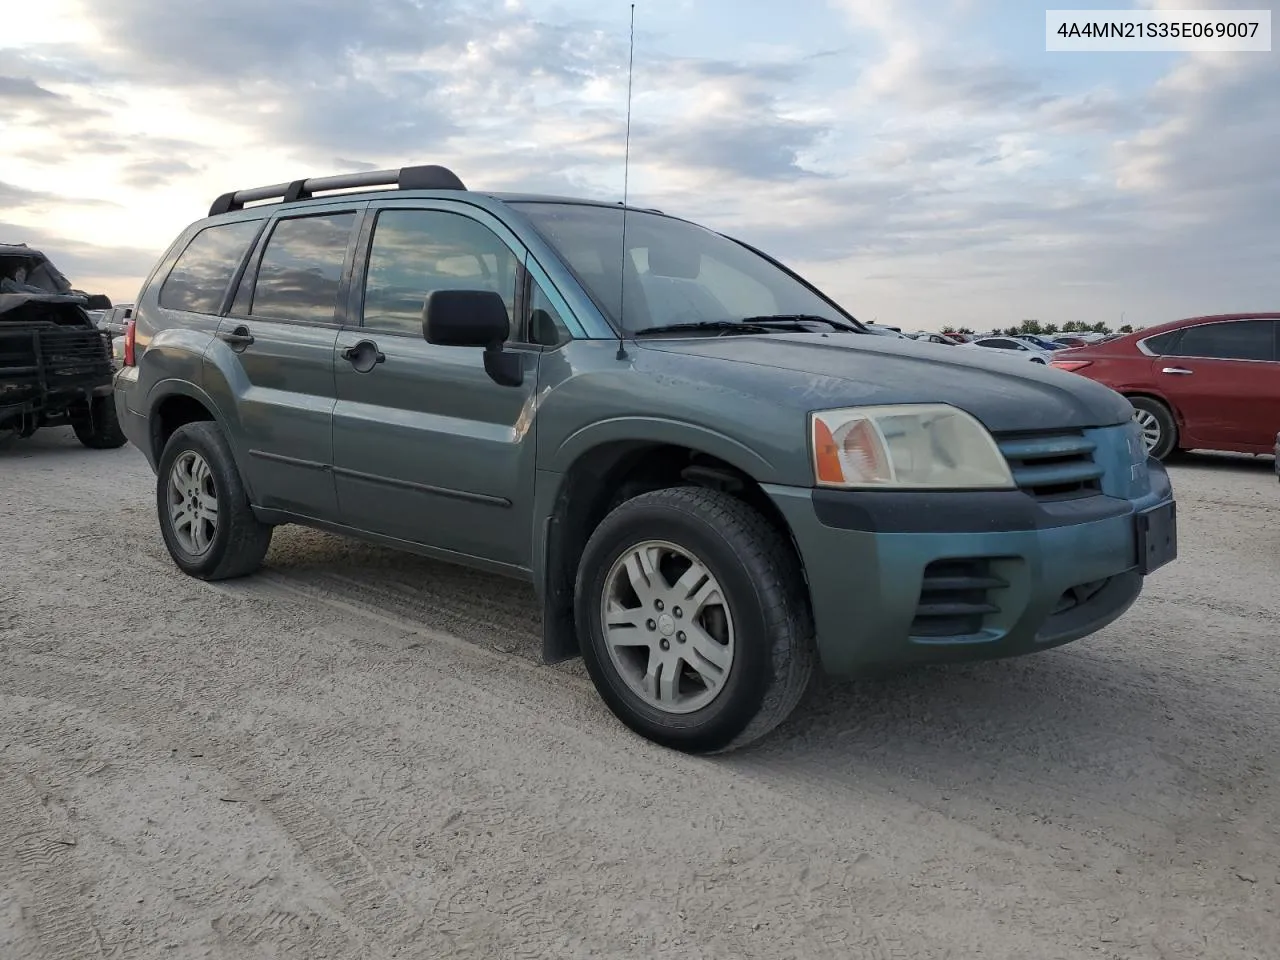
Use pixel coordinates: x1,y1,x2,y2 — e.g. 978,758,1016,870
639,332,1133,432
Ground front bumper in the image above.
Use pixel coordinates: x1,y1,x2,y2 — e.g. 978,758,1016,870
763,459,1175,677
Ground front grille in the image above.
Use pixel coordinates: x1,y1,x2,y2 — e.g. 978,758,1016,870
996,431,1103,501
910,558,1007,639
0,325,112,387
39,328,113,383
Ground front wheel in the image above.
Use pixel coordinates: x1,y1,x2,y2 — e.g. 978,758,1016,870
575,487,815,754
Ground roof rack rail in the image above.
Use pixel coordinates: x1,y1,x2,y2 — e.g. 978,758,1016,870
208,164,466,217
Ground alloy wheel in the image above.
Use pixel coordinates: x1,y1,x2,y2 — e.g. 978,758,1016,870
600,540,735,714
1133,408,1162,454
167,450,218,555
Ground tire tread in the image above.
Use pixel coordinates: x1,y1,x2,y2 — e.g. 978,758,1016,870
580,486,815,753
73,395,127,450
158,422,272,580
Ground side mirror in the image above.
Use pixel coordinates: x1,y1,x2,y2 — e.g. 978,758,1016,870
423,289,509,347
422,289,523,388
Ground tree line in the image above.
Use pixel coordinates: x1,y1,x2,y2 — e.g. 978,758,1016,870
941,319,1134,337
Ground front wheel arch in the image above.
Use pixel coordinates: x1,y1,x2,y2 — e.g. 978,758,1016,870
536,439,809,667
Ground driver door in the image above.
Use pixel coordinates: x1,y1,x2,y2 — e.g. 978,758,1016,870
330,203,542,569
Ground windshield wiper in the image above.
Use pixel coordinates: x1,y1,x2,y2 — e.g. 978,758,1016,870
739,314,861,332
633,320,776,337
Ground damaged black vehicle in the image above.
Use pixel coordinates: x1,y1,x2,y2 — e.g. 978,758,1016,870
1,243,125,449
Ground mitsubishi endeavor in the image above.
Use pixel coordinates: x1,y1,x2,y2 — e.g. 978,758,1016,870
114,164,1177,753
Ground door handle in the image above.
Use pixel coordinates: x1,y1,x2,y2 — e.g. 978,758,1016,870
1161,366,1193,375
218,325,254,349
341,339,386,373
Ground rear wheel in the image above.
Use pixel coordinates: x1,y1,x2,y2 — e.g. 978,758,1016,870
575,486,815,754
1128,396,1178,460
156,421,272,580
72,394,127,449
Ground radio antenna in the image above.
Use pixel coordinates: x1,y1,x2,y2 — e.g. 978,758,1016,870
616,2,636,361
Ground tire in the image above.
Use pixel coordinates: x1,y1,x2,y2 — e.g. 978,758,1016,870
1128,396,1178,460
156,421,272,580
72,394,127,449
575,486,815,754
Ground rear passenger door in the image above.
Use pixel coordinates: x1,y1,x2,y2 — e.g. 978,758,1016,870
1154,318,1279,449
216,204,364,518
330,202,542,569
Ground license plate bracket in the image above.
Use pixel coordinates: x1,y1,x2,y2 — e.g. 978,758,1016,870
1135,501,1177,575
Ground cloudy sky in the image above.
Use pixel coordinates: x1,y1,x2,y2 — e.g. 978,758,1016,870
1,0,1275,330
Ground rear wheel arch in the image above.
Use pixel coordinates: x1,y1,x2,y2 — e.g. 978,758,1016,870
149,387,218,464
147,384,257,498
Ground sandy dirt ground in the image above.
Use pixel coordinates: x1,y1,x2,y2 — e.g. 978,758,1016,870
1,428,1278,960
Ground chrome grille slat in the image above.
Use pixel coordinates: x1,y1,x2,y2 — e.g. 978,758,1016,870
997,429,1102,500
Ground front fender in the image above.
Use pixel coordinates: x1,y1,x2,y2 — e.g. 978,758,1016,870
533,416,783,665
546,415,779,480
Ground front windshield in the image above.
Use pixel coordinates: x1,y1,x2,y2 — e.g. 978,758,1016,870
511,202,856,334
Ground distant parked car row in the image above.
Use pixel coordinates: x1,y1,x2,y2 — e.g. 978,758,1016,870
92,302,134,367
899,330,1123,350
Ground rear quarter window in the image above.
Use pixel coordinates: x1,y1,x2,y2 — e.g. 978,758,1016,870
1140,330,1182,355
159,220,263,314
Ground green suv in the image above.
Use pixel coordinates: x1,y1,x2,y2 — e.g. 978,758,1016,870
114,165,1177,752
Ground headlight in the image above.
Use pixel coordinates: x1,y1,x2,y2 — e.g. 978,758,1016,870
810,404,1015,490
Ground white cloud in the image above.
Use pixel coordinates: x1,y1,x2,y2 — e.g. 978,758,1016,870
0,0,1275,327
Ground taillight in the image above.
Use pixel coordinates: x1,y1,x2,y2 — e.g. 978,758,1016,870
123,319,136,366
1051,360,1092,372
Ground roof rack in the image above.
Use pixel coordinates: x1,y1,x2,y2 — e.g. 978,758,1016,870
208,164,467,217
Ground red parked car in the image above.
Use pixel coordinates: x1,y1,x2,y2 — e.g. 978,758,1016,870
1050,313,1280,459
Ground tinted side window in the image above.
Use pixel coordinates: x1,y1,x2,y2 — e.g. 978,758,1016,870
159,220,262,314
361,210,519,336
251,213,356,325
1168,320,1275,361
1141,330,1182,355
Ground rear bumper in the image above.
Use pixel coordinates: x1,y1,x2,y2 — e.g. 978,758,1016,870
764,460,1175,677
113,366,153,468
